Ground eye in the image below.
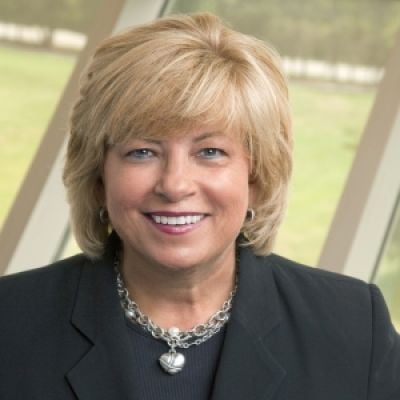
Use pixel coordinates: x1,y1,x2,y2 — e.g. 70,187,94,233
126,148,155,160
198,148,226,159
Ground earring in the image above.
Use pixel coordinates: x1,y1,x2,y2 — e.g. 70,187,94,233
99,206,109,224
246,208,255,222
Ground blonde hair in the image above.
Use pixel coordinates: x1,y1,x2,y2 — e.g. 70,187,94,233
63,12,292,259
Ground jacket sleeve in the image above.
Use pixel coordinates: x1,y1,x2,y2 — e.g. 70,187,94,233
368,284,400,400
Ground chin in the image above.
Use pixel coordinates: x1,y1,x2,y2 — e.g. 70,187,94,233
155,256,200,272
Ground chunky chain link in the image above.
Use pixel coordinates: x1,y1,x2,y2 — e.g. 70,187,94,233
115,257,238,350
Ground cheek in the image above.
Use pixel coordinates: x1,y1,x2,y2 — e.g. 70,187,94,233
207,167,250,210
104,171,146,211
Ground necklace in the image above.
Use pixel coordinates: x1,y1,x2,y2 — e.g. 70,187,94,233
115,258,238,375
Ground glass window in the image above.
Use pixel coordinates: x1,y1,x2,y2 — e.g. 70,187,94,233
60,0,400,265
58,226,80,259
0,1,97,230
374,197,400,331
167,0,400,265
0,47,74,228
60,238,80,259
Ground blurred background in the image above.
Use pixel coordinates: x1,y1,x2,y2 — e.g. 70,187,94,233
0,0,399,329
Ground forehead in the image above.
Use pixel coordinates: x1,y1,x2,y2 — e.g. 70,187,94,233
111,122,244,145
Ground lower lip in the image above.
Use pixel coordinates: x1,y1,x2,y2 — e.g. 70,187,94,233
146,216,205,235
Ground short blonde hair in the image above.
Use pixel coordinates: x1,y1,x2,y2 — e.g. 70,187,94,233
63,12,292,259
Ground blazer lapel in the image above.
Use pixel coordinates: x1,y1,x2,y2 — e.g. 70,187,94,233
211,247,287,400
65,244,286,399
66,254,138,400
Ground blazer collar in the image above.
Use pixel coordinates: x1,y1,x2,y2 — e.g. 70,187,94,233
66,244,286,400
66,252,139,400
211,247,287,400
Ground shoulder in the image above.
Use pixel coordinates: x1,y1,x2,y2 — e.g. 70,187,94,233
0,253,88,288
243,255,400,397
240,247,375,324
260,255,400,398
0,254,89,314
266,252,364,282
249,251,374,327
265,252,371,298
0,255,98,394
0,254,95,359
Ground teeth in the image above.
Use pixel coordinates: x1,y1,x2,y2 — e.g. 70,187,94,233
150,215,203,225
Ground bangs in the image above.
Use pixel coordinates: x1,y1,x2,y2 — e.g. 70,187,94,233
87,13,286,184
101,45,256,147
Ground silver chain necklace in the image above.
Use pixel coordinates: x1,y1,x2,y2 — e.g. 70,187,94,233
115,258,238,375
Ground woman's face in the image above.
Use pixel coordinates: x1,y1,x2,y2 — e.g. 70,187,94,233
102,125,254,272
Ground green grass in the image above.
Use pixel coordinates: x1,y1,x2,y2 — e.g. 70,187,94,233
0,46,75,228
276,81,374,265
0,45,374,268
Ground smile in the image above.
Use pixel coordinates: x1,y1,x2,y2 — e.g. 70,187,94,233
149,214,205,225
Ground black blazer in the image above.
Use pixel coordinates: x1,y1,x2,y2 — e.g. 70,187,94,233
0,247,399,399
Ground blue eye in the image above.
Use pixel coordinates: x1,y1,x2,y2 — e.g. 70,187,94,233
126,148,155,159
199,148,225,159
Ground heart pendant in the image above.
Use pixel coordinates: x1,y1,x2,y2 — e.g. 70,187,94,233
159,351,185,375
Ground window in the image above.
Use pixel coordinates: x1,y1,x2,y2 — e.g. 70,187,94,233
167,0,400,265
374,196,400,331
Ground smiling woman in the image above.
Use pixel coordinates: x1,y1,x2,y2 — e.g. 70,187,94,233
102,127,251,280
65,11,291,261
0,12,399,400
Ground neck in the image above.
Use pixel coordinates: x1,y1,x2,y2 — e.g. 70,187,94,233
119,247,237,331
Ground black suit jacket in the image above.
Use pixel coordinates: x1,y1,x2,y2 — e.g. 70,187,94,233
0,247,399,399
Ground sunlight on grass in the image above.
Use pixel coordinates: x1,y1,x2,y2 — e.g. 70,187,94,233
0,46,75,228
276,81,374,265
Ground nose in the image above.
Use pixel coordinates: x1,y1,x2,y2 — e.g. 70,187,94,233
154,153,196,202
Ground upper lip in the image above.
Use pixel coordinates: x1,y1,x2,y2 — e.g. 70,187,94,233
145,211,206,216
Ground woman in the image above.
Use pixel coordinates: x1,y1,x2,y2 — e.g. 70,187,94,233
0,12,399,400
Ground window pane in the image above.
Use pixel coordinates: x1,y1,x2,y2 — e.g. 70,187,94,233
59,1,400,264
58,227,80,259
374,198,400,331
0,47,75,228
0,1,97,230
168,0,400,265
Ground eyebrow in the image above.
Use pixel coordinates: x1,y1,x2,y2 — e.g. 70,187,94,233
139,131,226,145
193,131,225,142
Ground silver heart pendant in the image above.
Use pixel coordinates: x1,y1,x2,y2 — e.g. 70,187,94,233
159,351,185,375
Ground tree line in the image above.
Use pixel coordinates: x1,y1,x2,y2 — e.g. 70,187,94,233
171,0,400,67
0,0,99,33
1,0,400,66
